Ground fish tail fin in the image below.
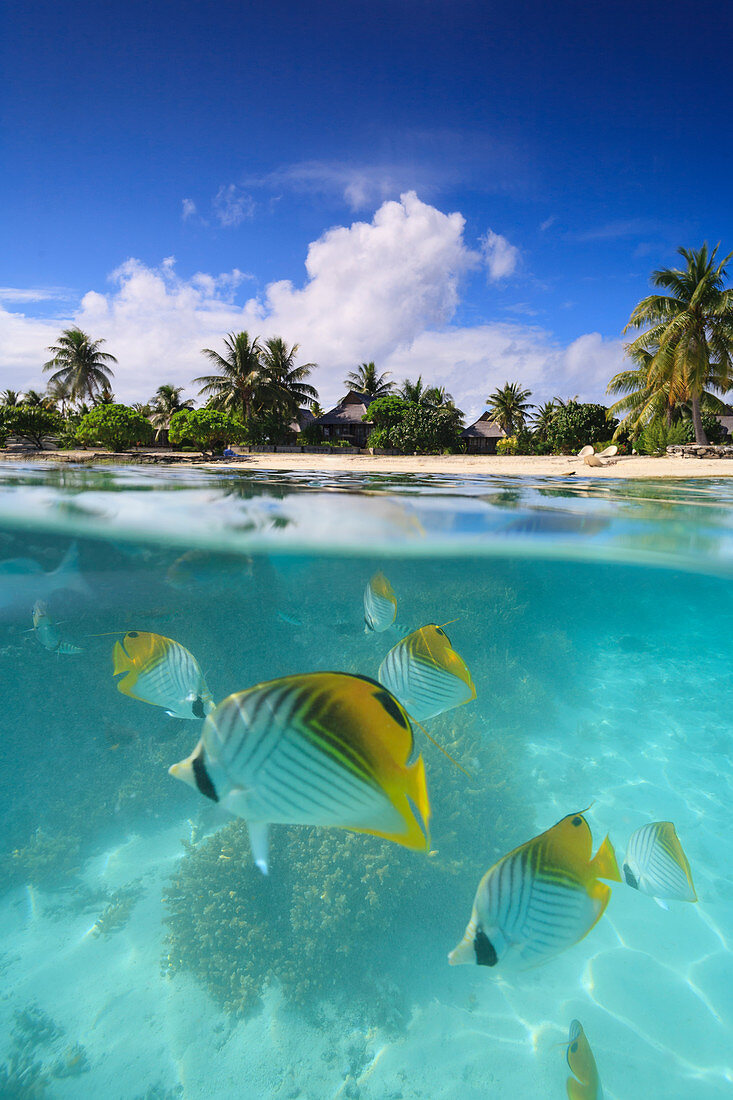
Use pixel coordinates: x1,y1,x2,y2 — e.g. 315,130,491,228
52,542,91,597
566,1080,585,1100
591,834,622,882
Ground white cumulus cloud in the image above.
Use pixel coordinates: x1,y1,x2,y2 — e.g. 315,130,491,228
0,191,623,417
481,229,520,280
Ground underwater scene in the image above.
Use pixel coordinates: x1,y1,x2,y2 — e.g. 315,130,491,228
0,464,732,1099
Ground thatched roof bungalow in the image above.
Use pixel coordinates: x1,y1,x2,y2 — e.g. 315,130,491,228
313,391,376,447
461,412,506,454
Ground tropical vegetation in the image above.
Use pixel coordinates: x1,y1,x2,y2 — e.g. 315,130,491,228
608,244,733,444
4,245,733,456
343,361,393,397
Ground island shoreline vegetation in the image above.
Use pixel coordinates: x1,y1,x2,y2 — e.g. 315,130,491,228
2,243,733,457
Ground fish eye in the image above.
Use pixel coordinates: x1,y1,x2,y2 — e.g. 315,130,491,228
570,1042,578,1054
572,816,582,826
192,697,204,719
128,631,138,638
473,927,498,967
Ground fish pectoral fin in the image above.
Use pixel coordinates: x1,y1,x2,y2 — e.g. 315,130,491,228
246,821,269,876
591,834,622,882
654,897,670,911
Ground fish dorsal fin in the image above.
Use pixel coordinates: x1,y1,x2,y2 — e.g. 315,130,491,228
590,834,622,882
370,572,395,603
420,625,477,695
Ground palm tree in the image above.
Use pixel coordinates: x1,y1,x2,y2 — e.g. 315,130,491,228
423,385,455,408
96,385,115,405
45,377,73,416
1,389,21,407
532,400,558,439
400,376,425,403
259,337,318,417
194,331,263,420
148,385,194,441
621,243,733,443
486,381,533,435
343,362,393,397
43,328,117,405
23,389,45,407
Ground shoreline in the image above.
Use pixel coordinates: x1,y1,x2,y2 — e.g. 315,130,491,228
4,449,733,477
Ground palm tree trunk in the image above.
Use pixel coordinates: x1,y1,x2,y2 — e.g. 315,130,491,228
690,393,708,445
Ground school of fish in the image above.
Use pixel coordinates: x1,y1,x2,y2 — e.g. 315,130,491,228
11,550,701,1095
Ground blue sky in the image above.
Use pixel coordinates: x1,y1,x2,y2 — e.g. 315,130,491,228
2,0,732,416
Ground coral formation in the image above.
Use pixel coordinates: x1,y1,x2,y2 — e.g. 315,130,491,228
91,882,144,937
0,1003,90,1097
162,712,532,1022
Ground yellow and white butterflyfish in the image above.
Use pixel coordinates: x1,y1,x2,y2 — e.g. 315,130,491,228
169,671,431,874
622,821,697,908
112,631,215,720
363,572,397,633
32,600,83,654
448,810,621,971
377,623,476,722
566,1019,603,1100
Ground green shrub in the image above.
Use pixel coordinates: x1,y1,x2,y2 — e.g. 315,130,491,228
169,409,247,454
635,419,690,455
76,404,153,451
497,435,518,455
546,402,616,454
300,423,324,445
2,404,63,447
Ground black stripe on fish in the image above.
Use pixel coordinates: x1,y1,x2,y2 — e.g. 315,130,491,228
474,926,498,967
192,747,219,803
192,696,204,719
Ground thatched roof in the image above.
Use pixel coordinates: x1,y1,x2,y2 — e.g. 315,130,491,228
314,391,376,426
461,412,506,439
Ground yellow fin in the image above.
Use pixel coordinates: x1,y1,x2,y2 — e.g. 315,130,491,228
353,754,431,851
591,834,622,882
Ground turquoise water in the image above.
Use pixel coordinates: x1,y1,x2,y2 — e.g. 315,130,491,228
0,463,731,1099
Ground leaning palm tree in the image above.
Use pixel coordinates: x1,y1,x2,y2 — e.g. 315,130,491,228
43,328,117,405
259,337,318,418
621,243,733,443
148,385,194,440
486,381,533,435
343,362,394,397
194,331,263,420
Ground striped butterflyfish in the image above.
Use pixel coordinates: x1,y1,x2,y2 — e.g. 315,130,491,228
112,631,215,720
566,1019,603,1100
364,572,397,633
622,821,697,908
448,810,621,971
377,624,476,722
169,671,431,874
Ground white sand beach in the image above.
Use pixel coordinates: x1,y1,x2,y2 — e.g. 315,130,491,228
205,453,733,478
